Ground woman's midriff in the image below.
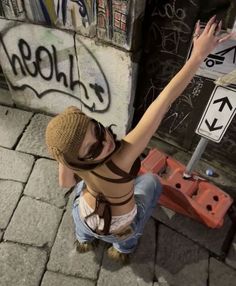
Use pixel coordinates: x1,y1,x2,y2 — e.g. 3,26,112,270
82,188,136,216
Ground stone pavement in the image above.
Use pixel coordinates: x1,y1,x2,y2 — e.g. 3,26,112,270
0,102,236,286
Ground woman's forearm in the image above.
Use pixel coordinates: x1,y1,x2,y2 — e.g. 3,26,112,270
157,16,232,108
123,16,232,162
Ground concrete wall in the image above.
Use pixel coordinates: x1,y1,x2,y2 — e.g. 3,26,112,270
0,0,145,137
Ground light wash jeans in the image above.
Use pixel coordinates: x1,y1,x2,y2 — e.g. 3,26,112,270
72,173,162,254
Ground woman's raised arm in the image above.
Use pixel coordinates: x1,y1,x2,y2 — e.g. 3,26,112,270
122,16,232,164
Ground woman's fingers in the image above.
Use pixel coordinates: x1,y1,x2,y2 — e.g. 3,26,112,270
193,20,201,41
215,20,222,35
191,16,232,60
208,22,219,37
194,20,201,35
204,15,216,34
218,33,233,44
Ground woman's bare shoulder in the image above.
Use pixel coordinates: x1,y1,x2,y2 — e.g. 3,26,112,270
108,141,138,172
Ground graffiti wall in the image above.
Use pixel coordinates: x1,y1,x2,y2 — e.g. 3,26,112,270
134,0,236,166
0,0,146,50
0,19,138,137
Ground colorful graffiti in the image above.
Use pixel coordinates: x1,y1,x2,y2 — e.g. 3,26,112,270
97,0,130,46
0,0,144,49
22,0,96,31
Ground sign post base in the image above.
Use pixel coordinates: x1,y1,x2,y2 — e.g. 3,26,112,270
140,148,233,228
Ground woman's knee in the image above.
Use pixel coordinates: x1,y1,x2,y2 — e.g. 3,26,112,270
134,173,162,208
145,173,163,202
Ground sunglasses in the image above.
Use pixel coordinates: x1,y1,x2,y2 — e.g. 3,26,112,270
81,120,106,160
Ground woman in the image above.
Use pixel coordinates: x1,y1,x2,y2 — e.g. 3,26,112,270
45,16,232,263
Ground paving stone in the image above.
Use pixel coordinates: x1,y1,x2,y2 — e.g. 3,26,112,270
41,271,95,286
0,88,13,106
0,106,32,148
209,258,236,286
24,158,68,208
0,180,23,229
0,242,47,286
155,224,208,286
47,194,103,280
98,219,156,286
4,196,63,247
153,279,167,286
0,147,34,182
225,233,236,270
152,205,232,256
16,113,52,157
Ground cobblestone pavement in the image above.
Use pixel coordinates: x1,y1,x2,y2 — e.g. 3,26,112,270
0,103,236,286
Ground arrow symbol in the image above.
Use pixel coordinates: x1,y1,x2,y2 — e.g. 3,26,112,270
205,118,223,131
213,97,233,112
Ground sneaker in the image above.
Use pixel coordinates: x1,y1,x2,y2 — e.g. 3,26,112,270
107,246,130,264
75,240,98,253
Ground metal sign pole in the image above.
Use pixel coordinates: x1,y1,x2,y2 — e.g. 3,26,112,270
183,137,209,178
183,84,236,179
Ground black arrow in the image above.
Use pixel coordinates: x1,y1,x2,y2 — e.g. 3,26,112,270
205,118,223,131
213,97,233,112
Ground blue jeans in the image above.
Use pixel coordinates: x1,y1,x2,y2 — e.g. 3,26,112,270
72,173,162,254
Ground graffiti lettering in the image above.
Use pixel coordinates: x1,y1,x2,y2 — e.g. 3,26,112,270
0,22,112,113
89,83,104,102
158,3,186,20
0,35,80,92
36,46,54,80
18,39,37,77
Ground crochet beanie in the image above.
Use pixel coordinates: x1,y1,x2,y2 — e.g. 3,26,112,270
45,106,91,168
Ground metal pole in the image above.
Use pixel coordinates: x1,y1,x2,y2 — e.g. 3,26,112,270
183,137,209,178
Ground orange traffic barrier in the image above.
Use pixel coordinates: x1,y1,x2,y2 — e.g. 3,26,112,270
140,149,233,228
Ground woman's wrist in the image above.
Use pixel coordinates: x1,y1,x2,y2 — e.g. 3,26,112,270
189,51,205,66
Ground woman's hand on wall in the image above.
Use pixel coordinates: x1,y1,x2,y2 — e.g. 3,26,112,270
191,15,233,61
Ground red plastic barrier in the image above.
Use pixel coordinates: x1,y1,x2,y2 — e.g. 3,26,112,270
140,149,233,228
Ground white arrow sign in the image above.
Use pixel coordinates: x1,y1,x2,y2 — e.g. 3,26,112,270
196,86,236,143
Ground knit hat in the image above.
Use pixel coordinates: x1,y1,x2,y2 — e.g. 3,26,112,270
45,106,92,169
